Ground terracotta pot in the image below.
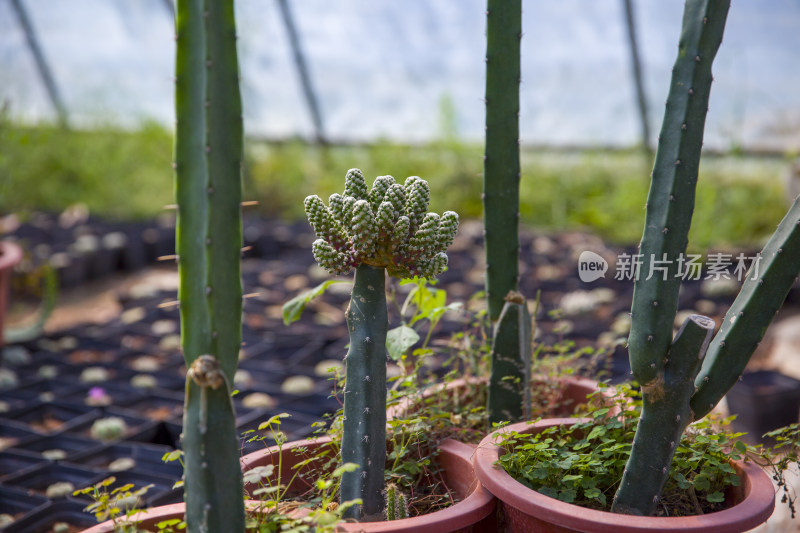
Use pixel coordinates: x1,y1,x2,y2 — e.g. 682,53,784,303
0,240,23,347
473,418,776,533
83,436,496,532
240,435,497,532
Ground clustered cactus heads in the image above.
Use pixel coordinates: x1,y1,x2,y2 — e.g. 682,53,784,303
304,169,459,279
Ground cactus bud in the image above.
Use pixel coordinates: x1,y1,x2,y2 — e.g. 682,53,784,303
369,175,396,212
344,168,368,201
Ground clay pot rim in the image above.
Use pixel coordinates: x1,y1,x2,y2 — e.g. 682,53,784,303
0,241,23,270
240,435,495,532
474,418,776,533
385,374,607,421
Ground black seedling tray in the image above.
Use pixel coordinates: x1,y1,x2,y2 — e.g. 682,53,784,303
2,462,104,501
2,499,99,532
0,449,49,481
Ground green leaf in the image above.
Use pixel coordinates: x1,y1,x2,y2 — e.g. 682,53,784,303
706,491,725,503
558,488,577,503
282,280,350,325
693,473,711,492
332,462,359,478
584,487,602,500
253,485,281,496
162,450,183,463
386,325,419,360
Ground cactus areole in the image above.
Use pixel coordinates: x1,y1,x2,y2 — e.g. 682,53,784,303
304,168,458,520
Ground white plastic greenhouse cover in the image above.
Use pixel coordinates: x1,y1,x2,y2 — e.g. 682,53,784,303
0,0,798,151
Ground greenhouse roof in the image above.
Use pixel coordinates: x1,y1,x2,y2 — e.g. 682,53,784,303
1,0,798,151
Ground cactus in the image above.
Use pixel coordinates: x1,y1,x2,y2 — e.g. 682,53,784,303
484,0,529,424
488,291,532,424
174,0,245,530
45,482,75,499
90,416,128,442
304,169,458,521
613,0,800,515
384,483,409,521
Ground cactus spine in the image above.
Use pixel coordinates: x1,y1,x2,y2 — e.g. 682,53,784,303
305,169,458,520
484,0,529,424
175,0,245,530
612,0,799,515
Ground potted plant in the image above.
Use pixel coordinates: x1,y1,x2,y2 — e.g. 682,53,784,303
300,167,468,522
474,0,800,529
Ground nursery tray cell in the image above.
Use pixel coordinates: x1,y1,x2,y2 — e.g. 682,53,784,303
66,441,183,479
1,499,98,532
4,401,101,434
11,433,100,460
115,390,184,422
65,407,157,444
0,449,50,481
0,485,49,528
2,462,103,501
0,420,43,452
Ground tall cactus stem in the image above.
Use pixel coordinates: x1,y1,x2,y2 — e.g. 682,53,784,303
175,0,244,531
488,291,531,424
483,0,521,323
340,265,388,521
613,315,715,515
691,196,800,419
627,0,729,387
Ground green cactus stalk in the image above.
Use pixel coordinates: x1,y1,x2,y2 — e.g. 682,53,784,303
384,483,409,521
339,263,388,521
612,0,799,515
613,0,730,515
488,291,532,424
175,0,245,530
483,0,521,322
484,0,529,424
305,169,458,521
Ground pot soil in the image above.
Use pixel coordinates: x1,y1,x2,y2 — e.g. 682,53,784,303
473,418,776,533
387,375,606,444
83,436,496,533
0,241,23,347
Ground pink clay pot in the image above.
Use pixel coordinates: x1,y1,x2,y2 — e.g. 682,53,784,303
83,436,496,532
240,435,497,532
473,418,776,533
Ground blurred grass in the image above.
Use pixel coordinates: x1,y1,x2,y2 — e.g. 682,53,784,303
0,120,791,248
